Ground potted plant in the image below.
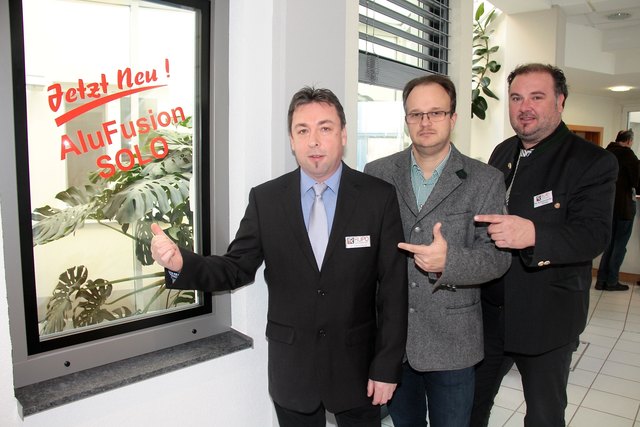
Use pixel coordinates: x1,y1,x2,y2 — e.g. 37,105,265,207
472,2,501,120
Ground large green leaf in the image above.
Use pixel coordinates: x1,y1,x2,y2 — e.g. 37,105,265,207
473,48,488,56
102,173,191,224
471,96,488,120
475,2,484,21
487,60,501,73
484,9,497,26
140,148,192,178
32,204,95,245
482,86,499,100
73,278,114,327
32,185,105,245
41,266,89,334
135,221,155,265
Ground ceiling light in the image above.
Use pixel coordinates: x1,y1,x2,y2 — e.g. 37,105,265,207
608,86,633,92
606,12,631,21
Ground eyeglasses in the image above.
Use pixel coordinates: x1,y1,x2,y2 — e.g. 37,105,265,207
405,111,451,124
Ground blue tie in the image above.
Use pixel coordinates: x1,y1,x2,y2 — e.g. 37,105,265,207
309,183,328,268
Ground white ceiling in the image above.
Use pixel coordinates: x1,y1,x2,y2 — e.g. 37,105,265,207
487,0,640,100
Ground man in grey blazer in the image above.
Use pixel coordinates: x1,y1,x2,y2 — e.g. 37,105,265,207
364,75,511,427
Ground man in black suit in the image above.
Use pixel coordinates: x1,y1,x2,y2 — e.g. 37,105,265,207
470,64,618,426
595,129,638,291
151,87,408,426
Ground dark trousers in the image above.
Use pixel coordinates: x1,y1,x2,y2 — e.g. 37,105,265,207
471,301,577,427
273,401,381,427
597,217,635,285
387,362,475,427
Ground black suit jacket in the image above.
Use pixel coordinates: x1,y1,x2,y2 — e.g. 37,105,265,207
482,122,618,354
168,163,408,413
606,142,640,220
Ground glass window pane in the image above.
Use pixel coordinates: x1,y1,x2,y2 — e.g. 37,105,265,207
357,83,411,170
18,0,209,348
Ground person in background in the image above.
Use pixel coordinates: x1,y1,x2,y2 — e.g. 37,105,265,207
364,74,511,427
151,87,408,427
471,63,618,426
595,129,638,291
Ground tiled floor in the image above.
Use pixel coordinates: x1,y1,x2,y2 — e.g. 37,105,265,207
381,278,640,427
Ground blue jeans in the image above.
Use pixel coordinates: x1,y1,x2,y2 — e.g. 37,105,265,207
387,362,474,427
597,217,635,285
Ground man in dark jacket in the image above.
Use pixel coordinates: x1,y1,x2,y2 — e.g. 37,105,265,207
595,129,638,291
470,63,618,426
150,87,408,427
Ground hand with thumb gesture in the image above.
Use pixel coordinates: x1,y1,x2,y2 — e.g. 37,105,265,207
150,223,184,272
397,222,448,273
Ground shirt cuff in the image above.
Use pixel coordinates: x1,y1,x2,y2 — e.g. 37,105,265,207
167,270,179,282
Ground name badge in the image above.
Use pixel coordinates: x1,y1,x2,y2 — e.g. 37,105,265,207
533,190,553,208
345,235,371,248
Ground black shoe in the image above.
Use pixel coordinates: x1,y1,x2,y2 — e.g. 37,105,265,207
595,281,606,290
603,282,629,291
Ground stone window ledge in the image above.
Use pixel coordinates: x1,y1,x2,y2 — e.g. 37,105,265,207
15,329,253,417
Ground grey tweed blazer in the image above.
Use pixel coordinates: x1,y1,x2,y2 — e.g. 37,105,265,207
364,144,511,371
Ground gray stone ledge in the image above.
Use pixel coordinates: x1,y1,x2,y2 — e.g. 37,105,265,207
15,329,253,417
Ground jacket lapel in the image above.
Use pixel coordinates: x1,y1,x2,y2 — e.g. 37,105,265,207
417,144,465,221
392,148,419,216
281,169,319,270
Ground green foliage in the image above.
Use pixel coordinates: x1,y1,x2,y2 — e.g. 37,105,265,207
35,119,197,334
472,2,501,120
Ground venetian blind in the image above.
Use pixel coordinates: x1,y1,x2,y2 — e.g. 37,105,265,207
359,0,450,89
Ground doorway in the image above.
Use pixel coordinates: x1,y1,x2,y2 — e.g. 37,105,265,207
567,124,604,146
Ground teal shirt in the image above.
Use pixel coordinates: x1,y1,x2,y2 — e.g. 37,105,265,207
410,145,451,210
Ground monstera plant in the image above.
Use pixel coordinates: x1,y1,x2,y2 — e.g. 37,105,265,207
34,118,196,335
472,2,501,120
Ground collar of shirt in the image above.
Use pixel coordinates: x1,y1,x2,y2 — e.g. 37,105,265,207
410,145,451,210
507,121,570,186
300,163,342,231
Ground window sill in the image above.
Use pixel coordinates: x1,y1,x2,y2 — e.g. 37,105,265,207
14,329,253,417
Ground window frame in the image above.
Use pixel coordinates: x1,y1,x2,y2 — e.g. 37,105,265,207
5,0,232,388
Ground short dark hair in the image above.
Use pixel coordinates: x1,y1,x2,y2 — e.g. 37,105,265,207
615,129,634,143
507,63,569,107
402,74,457,114
287,86,346,133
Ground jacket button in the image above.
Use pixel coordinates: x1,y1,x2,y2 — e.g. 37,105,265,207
414,226,421,233
409,308,416,313
543,260,551,265
410,282,418,288
537,261,544,267
319,329,326,337
317,289,326,296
